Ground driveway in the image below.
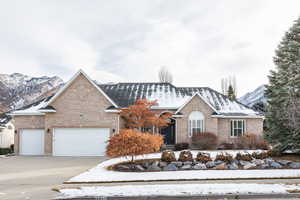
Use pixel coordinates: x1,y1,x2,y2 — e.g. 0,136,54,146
0,156,105,200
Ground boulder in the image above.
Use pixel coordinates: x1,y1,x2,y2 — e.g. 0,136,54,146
253,159,265,166
214,163,227,170
159,161,168,168
269,161,282,169
116,165,130,170
289,162,300,169
228,162,239,170
181,164,192,170
264,158,274,165
135,165,145,171
214,160,224,165
142,162,150,169
163,163,178,171
193,163,207,170
243,163,256,169
206,161,216,168
239,160,252,166
183,161,193,165
148,164,161,171
171,161,183,167
277,160,291,166
260,164,269,169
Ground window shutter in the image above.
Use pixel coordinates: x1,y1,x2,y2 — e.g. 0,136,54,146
230,120,233,136
188,120,191,137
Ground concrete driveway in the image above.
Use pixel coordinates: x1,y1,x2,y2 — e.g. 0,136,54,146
0,156,105,200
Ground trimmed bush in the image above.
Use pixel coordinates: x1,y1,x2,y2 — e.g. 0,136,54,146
215,153,233,163
106,129,163,162
218,142,235,150
252,151,269,159
174,143,189,151
178,150,193,162
235,153,252,161
161,150,176,162
191,132,218,150
235,134,269,150
195,152,212,163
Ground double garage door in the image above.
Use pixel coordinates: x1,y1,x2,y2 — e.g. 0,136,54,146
19,128,109,156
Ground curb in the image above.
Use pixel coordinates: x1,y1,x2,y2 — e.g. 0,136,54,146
55,193,300,200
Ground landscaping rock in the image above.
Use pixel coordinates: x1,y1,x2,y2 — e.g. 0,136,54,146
243,163,256,169
232,159,239,165
135,165,145,171
183,161,193,166
214,160,224,165
253,159,265,166
214,163,227,170
159,161,168,168
181,164,192,170
163,163,178,171
193,163,207,170
239,160,252,166
264,158,274,165
142,162,150,169
148,164,161,171
269,161,282,169
228,162,239,170
116,165,130,170
171,161,183,167
206,161,216,168
261,163,269,169
289,162,300,169
277,160,291,166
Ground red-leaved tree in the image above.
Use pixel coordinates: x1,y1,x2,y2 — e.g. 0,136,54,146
120,99,171,132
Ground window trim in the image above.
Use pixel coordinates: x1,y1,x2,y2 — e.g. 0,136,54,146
188,111,205,137
230,119,246,137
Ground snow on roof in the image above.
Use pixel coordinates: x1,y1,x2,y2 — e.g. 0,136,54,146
11,82,260,117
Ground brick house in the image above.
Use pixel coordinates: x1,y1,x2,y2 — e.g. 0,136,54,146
10,70,264,156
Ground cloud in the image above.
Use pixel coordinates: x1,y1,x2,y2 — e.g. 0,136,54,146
0,0,300,95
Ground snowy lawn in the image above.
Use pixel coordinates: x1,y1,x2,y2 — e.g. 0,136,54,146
58,183,300,198
67,150,300,183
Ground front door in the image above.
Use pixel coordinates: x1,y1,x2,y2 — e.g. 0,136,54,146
160,119,175,145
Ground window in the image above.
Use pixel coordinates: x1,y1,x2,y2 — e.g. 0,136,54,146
230,120,245,137
188,111,204,137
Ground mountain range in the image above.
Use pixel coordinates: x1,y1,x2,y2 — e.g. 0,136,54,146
238,84,267,109
0,73,64,112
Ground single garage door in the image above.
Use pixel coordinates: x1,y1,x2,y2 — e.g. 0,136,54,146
20,129,45,155
53,128,110,156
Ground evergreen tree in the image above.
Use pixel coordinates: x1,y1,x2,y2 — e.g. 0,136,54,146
266,16,300,152
227,85,236,101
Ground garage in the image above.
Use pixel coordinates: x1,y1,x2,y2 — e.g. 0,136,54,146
20,129,45,155
53,128,110,156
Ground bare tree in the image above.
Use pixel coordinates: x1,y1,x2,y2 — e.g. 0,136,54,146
221,76,237,98
158,67,173,83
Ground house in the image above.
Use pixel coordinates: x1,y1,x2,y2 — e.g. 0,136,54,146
0,114,14,148
9,70,264,156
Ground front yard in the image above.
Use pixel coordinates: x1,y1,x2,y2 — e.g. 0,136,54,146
67,150,300,183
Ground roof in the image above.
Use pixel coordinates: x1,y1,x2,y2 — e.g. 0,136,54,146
9,73,261,117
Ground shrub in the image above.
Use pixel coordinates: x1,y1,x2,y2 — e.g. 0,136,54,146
175,143,189,151
235,134,269,150
161,150,176,162
0,148,12,155
218,142,235,150
106,129,164,162
191,132,218,150
235,153,252,161
178,150,193,162
215,153,233,163
195,152,212,163
252,151,269,159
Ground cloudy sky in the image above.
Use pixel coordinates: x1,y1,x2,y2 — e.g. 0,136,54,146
0,1,300,96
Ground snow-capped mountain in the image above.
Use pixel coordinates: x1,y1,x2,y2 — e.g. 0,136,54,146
0,73,64,112
239,85,267,107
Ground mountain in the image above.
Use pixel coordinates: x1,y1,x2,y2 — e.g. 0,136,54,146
239,85,267,108
0,73,64,112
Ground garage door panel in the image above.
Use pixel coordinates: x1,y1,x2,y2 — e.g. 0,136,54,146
53,128,109,156
20,129,45,155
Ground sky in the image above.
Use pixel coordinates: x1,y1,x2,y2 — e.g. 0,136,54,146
0,1,300,97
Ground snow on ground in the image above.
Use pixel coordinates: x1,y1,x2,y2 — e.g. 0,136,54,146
59,183,300,198
68,150,300,183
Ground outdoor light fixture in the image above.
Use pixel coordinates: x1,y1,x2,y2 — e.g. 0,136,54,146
14,130,17,134
47,128,50,133
112,129,115,133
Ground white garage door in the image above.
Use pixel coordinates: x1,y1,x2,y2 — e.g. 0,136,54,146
53,128,110,156
20,129,45,155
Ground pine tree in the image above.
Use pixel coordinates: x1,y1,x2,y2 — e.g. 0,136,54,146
265,16,300,152
227,85,236,101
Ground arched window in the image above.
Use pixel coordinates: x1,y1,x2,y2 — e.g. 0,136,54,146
188,111,204,137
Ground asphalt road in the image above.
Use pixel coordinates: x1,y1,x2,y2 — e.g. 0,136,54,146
0,156,105,200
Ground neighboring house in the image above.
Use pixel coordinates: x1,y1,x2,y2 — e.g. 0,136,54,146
9,70,264,156
0,114,14,148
